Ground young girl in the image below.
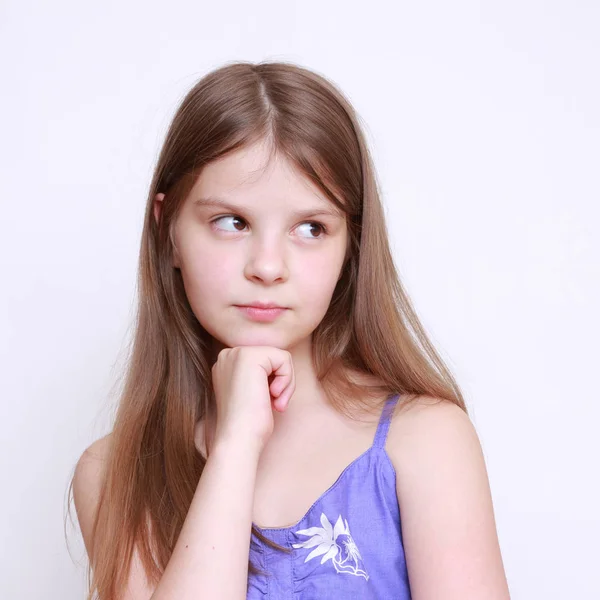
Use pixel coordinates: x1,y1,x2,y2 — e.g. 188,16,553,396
70,60,511,599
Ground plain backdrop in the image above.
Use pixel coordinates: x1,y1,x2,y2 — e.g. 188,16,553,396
1,1,598,598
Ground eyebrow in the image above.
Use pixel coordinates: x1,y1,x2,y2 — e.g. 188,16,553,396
192,196,344,220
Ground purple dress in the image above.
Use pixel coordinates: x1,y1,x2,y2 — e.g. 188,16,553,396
247,393,412,598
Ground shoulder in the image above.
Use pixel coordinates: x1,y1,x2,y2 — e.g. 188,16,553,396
79,432,112,463
386,395,486,492
387,394,476,459
73,433,112,560
386,396,487,503
385,396,511,598
75,433,112,486
386,396,482,485
73,434,158,596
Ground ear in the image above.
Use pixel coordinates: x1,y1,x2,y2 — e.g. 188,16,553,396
153,193,165,226
153,192,181,269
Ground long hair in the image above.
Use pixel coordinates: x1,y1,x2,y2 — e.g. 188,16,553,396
65,60,466,600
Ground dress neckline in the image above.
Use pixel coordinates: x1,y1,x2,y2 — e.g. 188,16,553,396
252,392,400,533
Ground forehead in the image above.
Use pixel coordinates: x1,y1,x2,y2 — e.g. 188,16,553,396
187,141,344,218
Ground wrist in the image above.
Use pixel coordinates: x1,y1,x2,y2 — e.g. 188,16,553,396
212,430,264,461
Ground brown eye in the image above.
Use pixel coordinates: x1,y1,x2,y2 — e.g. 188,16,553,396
297,222,328,239
211,215,247,232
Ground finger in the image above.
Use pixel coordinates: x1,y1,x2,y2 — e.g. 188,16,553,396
274,387,289,412
275,358,295,411
269,375,284,398
262,351,292,395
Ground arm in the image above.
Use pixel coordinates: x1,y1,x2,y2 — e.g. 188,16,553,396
151,435,261,599
387,399,511,599
74,434,261,600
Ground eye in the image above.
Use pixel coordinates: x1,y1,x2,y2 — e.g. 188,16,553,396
296,221,328,239
210,216,328,239
210,215,247,232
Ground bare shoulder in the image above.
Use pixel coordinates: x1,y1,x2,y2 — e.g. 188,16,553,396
73,433,113,559
388,394,475,453
75,433,112,489
74,433,112,497
78,432,113,465
386,395,481,481
73,434,156,598
386,396,511,599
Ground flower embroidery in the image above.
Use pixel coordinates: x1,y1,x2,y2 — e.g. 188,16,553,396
292,512,369,580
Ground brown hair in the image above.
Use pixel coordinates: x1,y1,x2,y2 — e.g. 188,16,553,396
65,59,466,599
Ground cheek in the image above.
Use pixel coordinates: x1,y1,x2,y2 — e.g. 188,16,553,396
295,254,342,310
178,239,238,304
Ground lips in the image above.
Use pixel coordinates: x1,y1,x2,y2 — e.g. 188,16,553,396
235,305,287,322
237,302,286,309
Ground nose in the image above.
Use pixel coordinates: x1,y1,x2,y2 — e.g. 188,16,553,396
243,234,289,284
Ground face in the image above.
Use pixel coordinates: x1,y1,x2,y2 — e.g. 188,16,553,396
154,139,348,353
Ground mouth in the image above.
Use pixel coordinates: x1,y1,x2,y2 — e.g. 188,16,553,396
236,302,287,310
234,305,288,322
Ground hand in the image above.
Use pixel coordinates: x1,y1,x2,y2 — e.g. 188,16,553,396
210,346,296,451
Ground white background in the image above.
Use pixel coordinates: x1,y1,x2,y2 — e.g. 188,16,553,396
1,1,598,598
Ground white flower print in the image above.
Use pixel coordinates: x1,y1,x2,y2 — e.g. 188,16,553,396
292,512,369,580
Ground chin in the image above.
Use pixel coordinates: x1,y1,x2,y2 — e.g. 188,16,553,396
214,329,292,351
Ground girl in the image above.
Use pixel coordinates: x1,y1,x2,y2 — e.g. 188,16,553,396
70,61,511,599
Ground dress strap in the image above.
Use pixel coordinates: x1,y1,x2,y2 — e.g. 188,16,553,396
372,393,400,449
